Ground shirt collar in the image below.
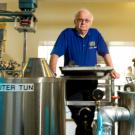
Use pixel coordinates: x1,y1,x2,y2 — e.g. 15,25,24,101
74,28,90,38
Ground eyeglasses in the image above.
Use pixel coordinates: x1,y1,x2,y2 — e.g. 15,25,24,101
76,19,90,23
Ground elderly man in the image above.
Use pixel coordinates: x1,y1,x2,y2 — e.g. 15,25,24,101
49,9,119,135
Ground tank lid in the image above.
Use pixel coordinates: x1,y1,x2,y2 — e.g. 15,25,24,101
23,57,54,77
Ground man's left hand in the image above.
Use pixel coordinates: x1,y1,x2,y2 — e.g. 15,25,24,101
110,70,120,79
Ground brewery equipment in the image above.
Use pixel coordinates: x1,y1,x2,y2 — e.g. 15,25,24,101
60,66,114,106
0,1,66,135
1,58,65,135
60,66,115,134
118,91,135,135
3,77,65,135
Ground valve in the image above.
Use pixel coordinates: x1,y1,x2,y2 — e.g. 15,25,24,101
111,96,120,106
112,96,120,100
92,89,104,101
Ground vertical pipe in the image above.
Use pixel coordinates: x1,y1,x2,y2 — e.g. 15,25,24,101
22,31,27,68
0,41,2,59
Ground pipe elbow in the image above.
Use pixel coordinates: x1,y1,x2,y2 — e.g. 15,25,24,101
97,106,130,135
98,106,130,125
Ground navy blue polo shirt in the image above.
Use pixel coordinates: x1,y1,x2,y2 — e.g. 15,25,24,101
51,28,109,66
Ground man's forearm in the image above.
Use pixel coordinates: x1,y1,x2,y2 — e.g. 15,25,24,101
103,53,120,79
103,54,114,67
49,54,59,73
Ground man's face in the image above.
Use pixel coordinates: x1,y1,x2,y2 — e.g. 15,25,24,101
74,11,92,33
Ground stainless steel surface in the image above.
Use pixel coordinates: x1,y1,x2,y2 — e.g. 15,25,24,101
22,31,27,67
118,91,135,135
67,101,111,106
3,77,65,135
60,66,113,71
64,75,113,105
4,92,23,135
23,58,54,77
98,106,130,135
99,106,130,124
60,66,113,78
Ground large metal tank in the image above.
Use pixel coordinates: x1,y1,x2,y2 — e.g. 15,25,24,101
118,91,135,135
3,77,65,135
1,58,65,135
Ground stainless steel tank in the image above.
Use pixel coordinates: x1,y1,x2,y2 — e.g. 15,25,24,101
1,58,65,135
118,91,135,135
3,77,65,135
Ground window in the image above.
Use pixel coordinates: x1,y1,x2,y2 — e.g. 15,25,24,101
109,41,135,85
38,41,64,76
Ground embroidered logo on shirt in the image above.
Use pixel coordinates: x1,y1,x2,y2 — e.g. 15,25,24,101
89,41,96,48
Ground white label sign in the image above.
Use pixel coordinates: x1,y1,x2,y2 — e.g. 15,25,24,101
0,83,34,92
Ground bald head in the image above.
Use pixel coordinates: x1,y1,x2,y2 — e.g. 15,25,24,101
74,9,94,36
74,9,94,22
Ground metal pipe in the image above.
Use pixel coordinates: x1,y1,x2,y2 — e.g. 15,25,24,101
0,18,15,22
97,106,130,135
22,31,27,68
0,11,34,17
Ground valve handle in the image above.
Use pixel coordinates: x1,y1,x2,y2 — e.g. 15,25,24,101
92,89,104,101
112,96,120,100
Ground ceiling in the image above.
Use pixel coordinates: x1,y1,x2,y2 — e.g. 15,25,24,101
1,0,135,62
3,0,135,28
